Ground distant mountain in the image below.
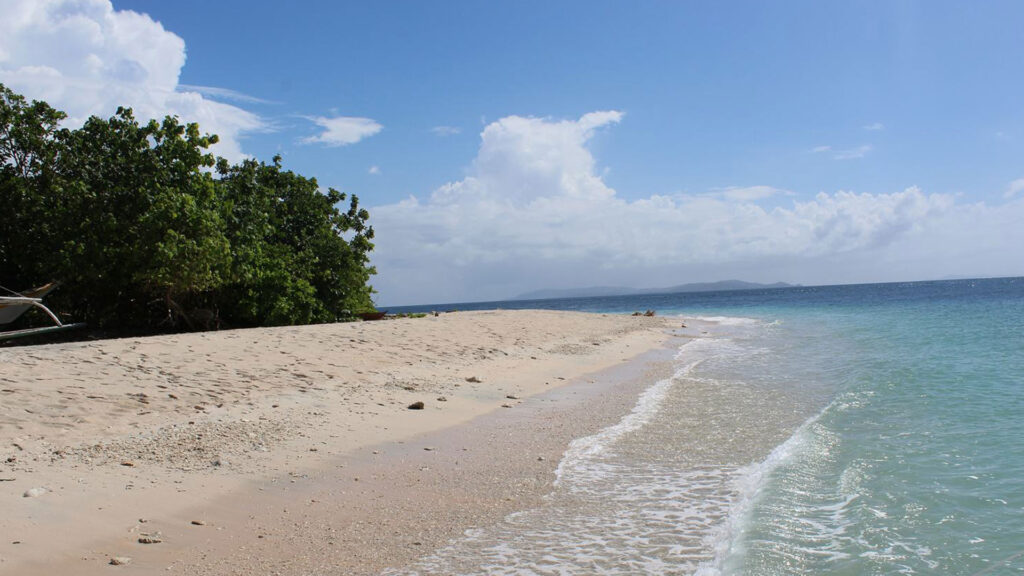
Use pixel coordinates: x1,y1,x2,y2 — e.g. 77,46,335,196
514,280,798,300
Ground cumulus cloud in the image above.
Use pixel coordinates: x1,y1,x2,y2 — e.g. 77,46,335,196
811,145,832,153
0,0,264,161
428,111,621,207
863,122,885,131
369,112,1024,305
302,115,382,146
711,186,791,202
368,165,381,175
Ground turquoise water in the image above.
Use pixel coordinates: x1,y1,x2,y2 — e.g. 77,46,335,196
391,278,1024,575
719,282,1024,575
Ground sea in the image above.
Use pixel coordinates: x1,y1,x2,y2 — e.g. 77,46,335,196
387,278,1024,575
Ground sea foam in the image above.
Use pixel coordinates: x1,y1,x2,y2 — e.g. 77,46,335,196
387,328,777,575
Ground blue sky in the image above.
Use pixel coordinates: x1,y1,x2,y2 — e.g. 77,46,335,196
2,1,1023,304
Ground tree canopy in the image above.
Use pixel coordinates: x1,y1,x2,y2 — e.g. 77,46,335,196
0,84,375,331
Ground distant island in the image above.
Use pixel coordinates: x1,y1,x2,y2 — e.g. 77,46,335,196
514,280,798,301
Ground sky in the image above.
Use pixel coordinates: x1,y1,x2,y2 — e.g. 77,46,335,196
1,0,1022,305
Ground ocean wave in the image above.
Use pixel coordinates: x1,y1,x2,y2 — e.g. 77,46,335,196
695,403,837,575
690,315,760,326
386,320,822,575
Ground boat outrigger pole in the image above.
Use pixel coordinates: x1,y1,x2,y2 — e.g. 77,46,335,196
0,283,86,342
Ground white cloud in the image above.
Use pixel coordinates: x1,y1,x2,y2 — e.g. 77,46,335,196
833,145,872,160
368,165,381,175
863,122,885,131
1006,178,1024,198
0,0,264,161
302,115,382,147
431,125,461,136
812,144,873,160
577,110,624,131
427,111,622,207
369,112,1024,305
178,84,276,105
712,186,791,201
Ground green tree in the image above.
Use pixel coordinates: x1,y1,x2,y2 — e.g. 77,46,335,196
217,156,375,325
0,84,69,290
48,109,230,326
0,83,375,332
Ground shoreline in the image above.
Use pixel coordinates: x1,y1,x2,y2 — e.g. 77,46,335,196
0,310,687,574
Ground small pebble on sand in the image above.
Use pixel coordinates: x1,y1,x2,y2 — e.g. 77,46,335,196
23,487,45,498
109,557,132,565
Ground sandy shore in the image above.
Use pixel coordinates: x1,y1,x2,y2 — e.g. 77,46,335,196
0,310,682,574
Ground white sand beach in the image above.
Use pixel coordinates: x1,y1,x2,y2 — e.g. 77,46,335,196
0,310,684,574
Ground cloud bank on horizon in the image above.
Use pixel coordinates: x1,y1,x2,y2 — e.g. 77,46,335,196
371,112,1024,304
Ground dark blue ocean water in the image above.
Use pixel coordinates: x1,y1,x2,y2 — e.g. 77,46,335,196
391,278,1024,575
391,278,1022,321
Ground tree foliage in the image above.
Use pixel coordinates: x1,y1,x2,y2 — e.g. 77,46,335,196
215,156,375,326
0,84,375,331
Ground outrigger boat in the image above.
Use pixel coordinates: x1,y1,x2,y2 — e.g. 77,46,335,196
0,283,85,341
